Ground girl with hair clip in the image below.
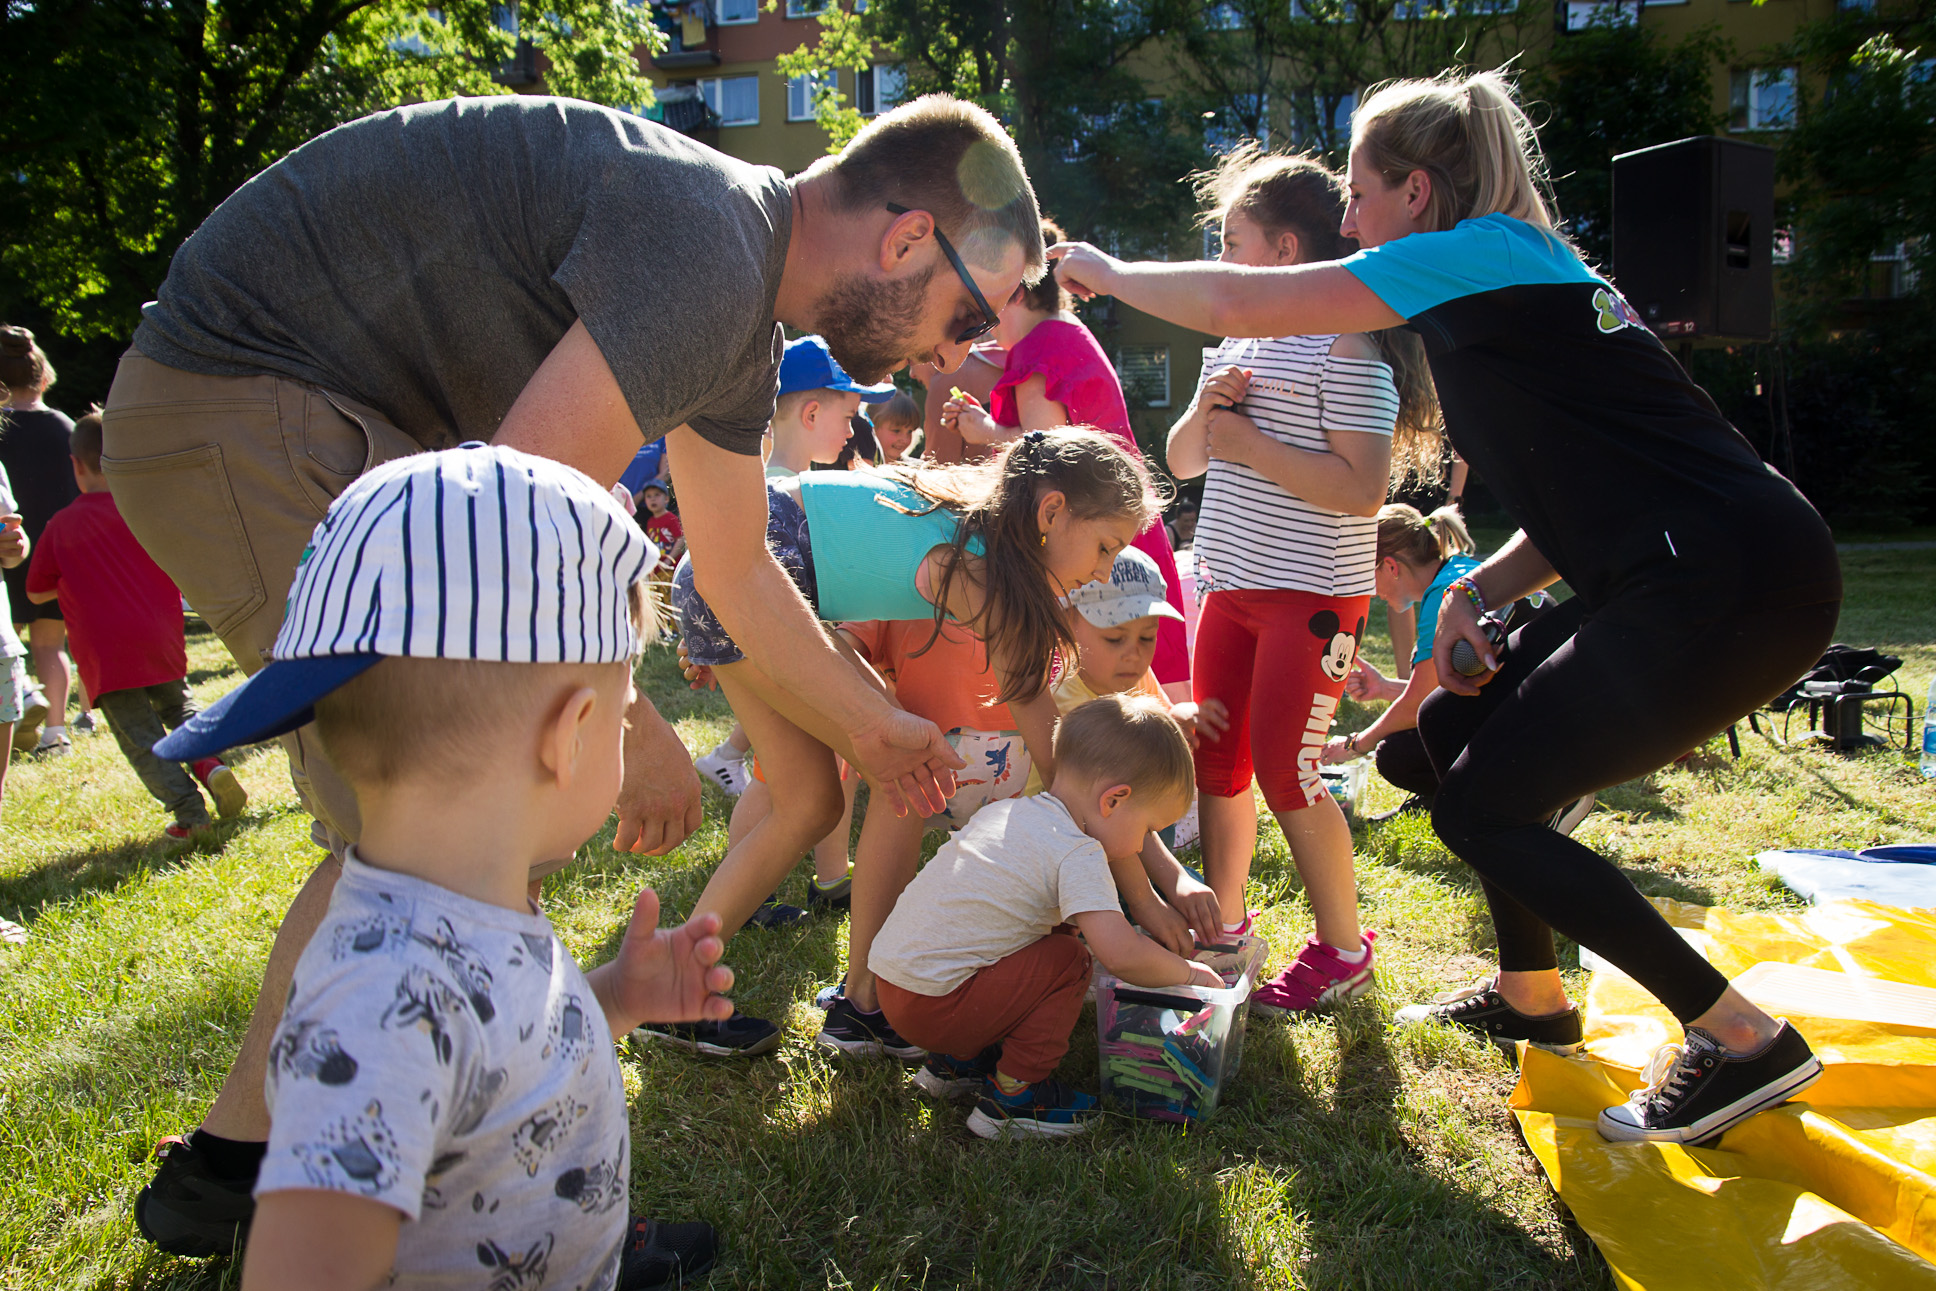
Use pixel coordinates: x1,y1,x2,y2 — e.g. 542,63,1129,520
1051,70,1842,1146
942,219,1192,699
657,427,1165,1058
1166,146,1440,1017
1321,504,1550,823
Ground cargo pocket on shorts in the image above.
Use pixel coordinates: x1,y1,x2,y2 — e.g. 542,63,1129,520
100,442,265,640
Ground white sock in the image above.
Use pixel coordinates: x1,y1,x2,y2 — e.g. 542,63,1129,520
43,724,65,738
712,741,744,762
1327,939,1369,964
1220,919,1248,935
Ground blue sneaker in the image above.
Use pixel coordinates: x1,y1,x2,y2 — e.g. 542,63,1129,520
966,1077,1098,1139
911,1045,1002,1101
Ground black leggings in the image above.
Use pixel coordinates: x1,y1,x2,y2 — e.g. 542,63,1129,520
1417,586,1839,1023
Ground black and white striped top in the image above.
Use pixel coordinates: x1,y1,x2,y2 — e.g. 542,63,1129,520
1192,335,1398,599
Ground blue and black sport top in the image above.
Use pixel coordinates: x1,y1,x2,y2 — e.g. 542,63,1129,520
1341,214,1836,610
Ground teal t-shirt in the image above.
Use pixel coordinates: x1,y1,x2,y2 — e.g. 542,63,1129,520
1413,552,1483,666
797,473,984,623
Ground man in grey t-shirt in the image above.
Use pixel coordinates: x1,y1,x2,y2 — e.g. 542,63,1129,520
108,92,1046,1262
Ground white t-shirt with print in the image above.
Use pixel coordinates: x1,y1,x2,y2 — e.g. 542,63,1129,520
260,853,629,1291
1193,335,1398,598
868,792,1122,997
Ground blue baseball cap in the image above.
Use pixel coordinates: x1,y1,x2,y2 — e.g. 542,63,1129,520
778,335,897,401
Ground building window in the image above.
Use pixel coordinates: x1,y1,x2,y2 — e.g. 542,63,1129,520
787,71,838,121
1205,94,1268,154
857,64,907,116
715,0,757,23
1117,345,1172,409
784,0,829,15
1205,1,1244,28
1730,68,1798,131
700,75,760,126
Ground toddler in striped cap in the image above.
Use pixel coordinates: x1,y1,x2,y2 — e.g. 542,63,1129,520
159,443,729,1291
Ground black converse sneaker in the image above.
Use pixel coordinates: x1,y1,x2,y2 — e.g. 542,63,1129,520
1393,975,1584,1055
1597,1021,1822,1145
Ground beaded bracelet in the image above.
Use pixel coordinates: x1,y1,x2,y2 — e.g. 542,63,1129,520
1448,576,1487,617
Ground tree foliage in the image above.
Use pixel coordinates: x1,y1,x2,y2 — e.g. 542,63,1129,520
1521,18,1728,266
1,0,662,341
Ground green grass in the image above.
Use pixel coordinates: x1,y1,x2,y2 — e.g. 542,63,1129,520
2,551,1934,1290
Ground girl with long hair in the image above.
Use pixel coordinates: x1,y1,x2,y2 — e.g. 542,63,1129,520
1051,70,1841,1146
658,427,1162,1057
1167,145,1439,1016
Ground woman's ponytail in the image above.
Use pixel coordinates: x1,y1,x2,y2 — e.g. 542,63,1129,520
1424,504,1474,558
1353,69,1558,234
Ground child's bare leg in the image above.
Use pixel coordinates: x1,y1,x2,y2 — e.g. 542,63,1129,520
843,799,928,1012
1198,788,1258,924
812,776,860,884
1273,794,1362,950
728,777,773,851
692,663,845,937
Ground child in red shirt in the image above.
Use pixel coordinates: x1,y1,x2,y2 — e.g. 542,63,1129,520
25,411,247,836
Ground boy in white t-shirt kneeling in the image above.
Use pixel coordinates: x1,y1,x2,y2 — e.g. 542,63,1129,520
870,694,1223,1139
156,445,736,1291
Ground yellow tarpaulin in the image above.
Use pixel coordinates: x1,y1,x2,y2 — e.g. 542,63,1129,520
1510,899,1936,1290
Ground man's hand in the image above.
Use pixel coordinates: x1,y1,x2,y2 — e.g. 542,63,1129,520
1046,241,1122,301
1204,407,1272,470
0,516,27,569
1165,872,1223,943
588,888,735,1037
847,706,962,818
615,694,704,854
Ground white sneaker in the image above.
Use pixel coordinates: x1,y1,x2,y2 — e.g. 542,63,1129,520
694,745,748,796
1549,792,1596,837
31,729,70,758
1172,796,1200,851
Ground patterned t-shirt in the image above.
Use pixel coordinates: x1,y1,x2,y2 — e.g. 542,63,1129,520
1191,335,1398,599
260,854,629,1291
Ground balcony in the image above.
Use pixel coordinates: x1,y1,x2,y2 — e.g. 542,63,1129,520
646,83,721,138
652,2,720,69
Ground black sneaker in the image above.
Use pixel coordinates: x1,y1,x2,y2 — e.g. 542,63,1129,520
1598,1020,1822,1145
617,1216,718,1289
744,895,808,930
633,1012,782,1058
805,871,852,913
965,1077,1099,1139
133,1135,256,1258
1369,795,1431,823
911,1045,1002,1101
1393,975,1584,1055
815,996,925,1060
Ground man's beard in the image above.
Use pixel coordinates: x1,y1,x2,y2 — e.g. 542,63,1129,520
811,263,938,384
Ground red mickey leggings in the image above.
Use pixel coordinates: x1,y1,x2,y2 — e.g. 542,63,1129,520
1191,588,1371,813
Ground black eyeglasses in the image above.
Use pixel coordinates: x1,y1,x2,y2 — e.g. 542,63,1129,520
887,202,1001,345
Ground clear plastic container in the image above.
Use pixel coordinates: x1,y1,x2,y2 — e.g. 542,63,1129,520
1320,756,1370,813
1094,935,1269,1123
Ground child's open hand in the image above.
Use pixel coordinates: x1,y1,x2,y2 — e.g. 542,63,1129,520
591,888,735,1036
1185,961,1228,990
1167,698,1229,749
1138,899,1196,959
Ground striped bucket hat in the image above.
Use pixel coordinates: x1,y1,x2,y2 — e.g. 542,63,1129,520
157,442,655,762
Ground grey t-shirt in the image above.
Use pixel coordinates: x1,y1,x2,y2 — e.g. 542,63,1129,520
135,96,790,456
869,793,1123,996
260,854,629,1290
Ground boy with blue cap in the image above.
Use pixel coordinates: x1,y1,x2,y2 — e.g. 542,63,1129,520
760,334,897,480
154,444,734,1290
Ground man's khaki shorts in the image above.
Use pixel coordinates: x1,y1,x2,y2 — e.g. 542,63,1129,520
101,351,419,860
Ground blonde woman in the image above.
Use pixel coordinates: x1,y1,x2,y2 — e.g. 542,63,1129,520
1052,71,1841,1147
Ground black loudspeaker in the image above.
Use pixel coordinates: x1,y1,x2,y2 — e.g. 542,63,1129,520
1611,136,1775,342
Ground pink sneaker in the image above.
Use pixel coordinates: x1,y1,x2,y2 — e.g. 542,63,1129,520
1250,931,1377,1017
